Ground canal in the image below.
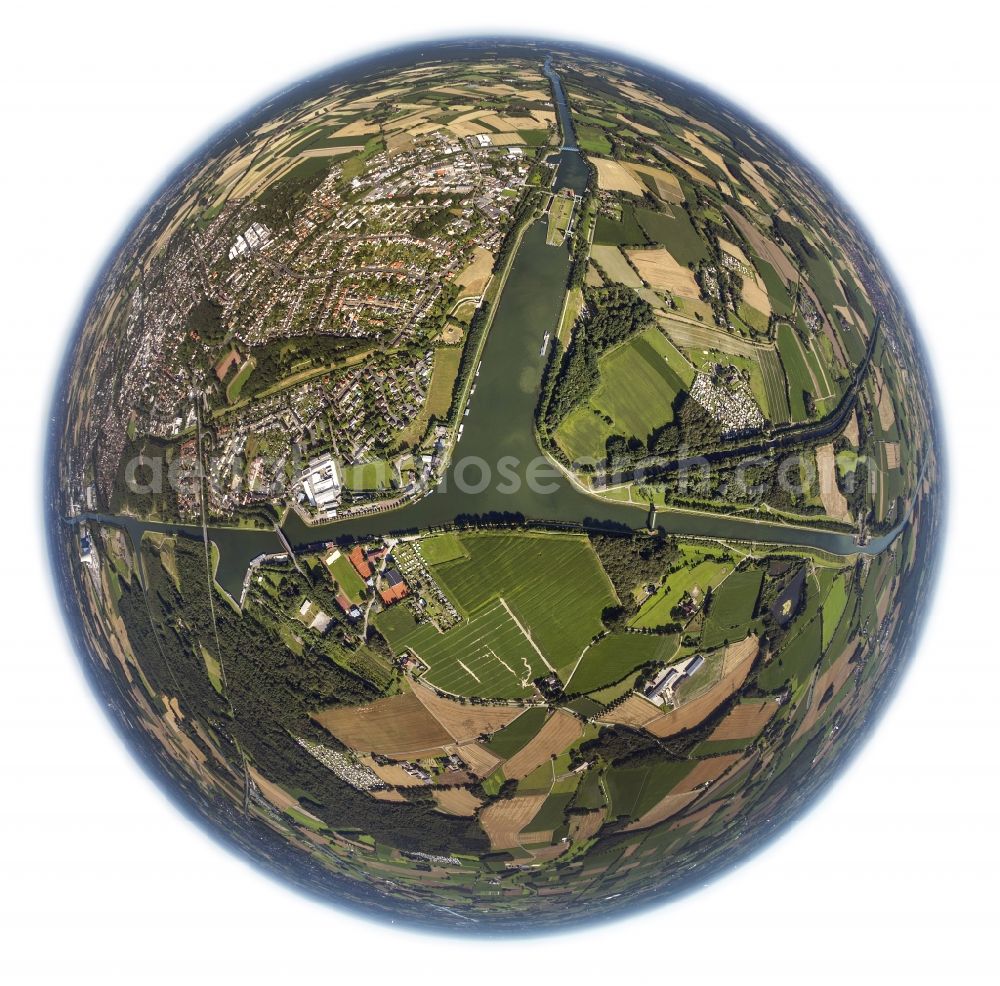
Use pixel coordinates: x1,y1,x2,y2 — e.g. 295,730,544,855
87,60,905,601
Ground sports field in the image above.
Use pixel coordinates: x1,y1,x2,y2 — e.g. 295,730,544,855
342,460,394,491
325,550,367,600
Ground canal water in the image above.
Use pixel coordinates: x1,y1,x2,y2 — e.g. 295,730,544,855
87,62,902,600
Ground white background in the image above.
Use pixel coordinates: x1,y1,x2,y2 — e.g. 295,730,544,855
1,1,997,982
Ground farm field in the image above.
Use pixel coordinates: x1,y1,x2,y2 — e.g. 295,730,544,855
635,207,709,267
425,531,617,676
777,323,816,422
417,531,468,566
701,569,764,648
606,760,696,820
627,247,701,298
554,327,688,461
568,632,677,694
484,706,549,758
759,348,792,425
590,245,643,288
375,598,544,698
502,710,582,780
758,614,823,691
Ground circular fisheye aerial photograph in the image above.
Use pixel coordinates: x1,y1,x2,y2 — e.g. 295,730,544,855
47,37,943,932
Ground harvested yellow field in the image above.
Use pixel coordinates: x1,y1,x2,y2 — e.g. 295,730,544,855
597,693,661,728
331,118,380,139
708,699,779,742
360,756,423,787
723,204,797,285
645,636,759,738
480,794,548,849
817,443,852,522
568,808,605,842
627,248,701,298
591,245,644,288
384,109,430,132
617,114,659,137
502,710,583,780
312,692,451,758
657,148,714,186
454,247,494,297
298,146,362,159
796,644,858,740
843,410,860,447
371,789,408,803
624,162,683,204
432,786,483,817
738,157,779,209
386,132,416,155
676,753,743,792
624,790,701,831
455,742,502,777
589,156,645,195
410,682,525,743
884,441,901,469
486,132,526,146
873,367,897,430
408,122,444,137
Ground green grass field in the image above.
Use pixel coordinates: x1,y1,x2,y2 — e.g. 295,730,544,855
757,614,823,691
759,348,792,425
636,207,709,267
426,531,617,677
821,574,850,650
484,707,549,758
593,202,647,247
554,327,688,461
418,531,468,566
342,461,394,492
225,356,256,404
375,599,544,698
567,632,677,694
631,554,734,630
325,551,367,601
701,568,764,648
606,760,695,820
546,193,575,245
777,323,815,422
